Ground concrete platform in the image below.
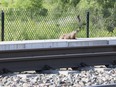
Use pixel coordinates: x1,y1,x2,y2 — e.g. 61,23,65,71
0,37,116,51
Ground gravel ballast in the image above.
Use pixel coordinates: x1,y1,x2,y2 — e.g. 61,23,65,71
0,66,116,87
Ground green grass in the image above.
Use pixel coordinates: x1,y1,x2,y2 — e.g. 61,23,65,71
3,19,116,41
2,18,116,41
4,19,81,41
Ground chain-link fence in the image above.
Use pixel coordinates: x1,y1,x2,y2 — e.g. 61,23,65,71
0,11,1,41
89,9,116,37
0,8,116,41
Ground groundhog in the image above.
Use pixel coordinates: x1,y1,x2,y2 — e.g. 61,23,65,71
59,29,79,39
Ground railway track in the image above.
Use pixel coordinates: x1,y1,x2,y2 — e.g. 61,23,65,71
0,45,116,87
0,45,116,72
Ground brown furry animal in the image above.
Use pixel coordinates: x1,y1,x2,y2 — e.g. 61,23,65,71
59,29,79,39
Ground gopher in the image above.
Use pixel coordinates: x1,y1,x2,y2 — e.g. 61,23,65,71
59,29,79,39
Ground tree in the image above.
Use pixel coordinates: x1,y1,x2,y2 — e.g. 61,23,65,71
1,0,9,7
57,0,81,12
28,0,43,9
96,0,115,9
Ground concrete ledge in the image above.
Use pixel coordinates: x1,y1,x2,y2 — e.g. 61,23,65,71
0,37,116,51
109,40,116,45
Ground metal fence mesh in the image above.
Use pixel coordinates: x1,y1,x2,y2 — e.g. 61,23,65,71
89,9,116,37
0,8,116,41
0,11,1,41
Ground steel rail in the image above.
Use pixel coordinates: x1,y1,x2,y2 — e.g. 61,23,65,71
0,51,116,62
0,45,116,72
88,83,116,87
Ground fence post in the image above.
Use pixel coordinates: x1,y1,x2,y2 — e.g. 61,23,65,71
86,11,89,38
1,10,4,41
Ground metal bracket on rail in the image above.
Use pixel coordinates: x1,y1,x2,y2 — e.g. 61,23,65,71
71,62,88,70
0,68,12,74
36,65,54,73
112,60,116,65
105,60,116,68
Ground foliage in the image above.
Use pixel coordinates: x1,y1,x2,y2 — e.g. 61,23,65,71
96,0,115,8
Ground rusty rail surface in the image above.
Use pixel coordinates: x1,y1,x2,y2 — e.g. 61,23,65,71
0,45,116,72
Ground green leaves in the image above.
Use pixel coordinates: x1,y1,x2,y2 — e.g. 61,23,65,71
29,0,43,9
70,0,81,7
97,0,115,8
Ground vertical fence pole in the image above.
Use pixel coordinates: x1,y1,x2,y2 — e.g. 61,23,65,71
86,12,89,38
1,10,4,41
